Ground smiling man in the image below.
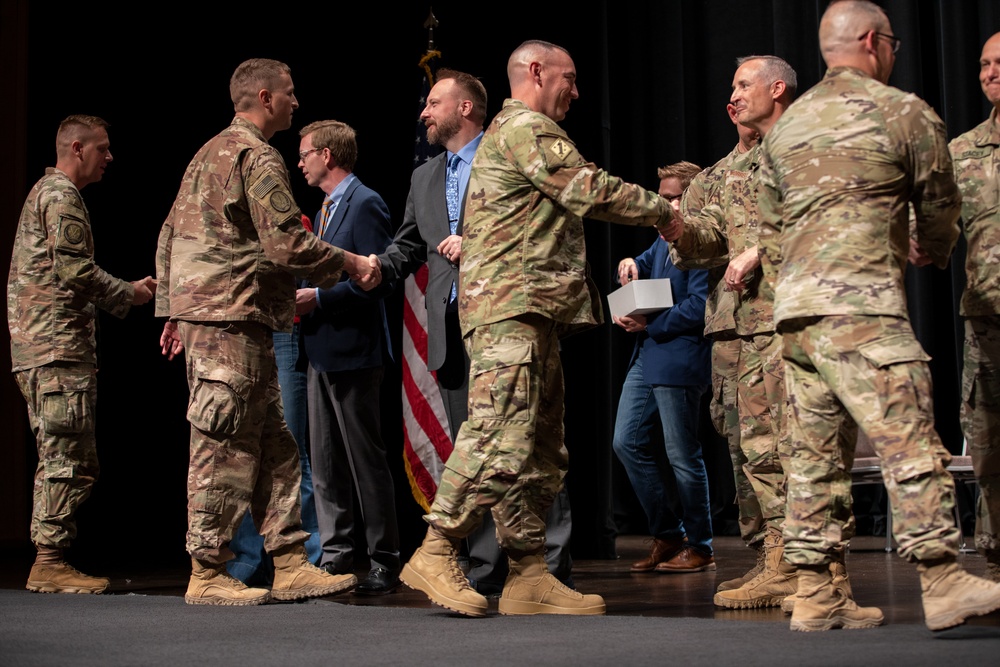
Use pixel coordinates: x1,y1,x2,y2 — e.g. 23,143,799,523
950,30,1000,585
400,39,677,618
9,115,155,595
156,58,379,606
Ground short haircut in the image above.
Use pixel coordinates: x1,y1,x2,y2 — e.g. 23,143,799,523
508,39,572,79
300,120,357,173
230,58,291,112
657,161,702,190
56,115,109,155
436,68,488,123
736,55,798,99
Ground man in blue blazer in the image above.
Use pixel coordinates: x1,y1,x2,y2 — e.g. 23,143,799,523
612,161,715,574
296,120,401,594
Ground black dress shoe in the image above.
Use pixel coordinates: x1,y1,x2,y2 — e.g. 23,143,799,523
354,567,401,595
320,562,352,576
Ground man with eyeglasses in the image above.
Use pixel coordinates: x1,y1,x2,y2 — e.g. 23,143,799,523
950,31,1000,585
294,119,402,595
156,58,379,606
757,0,1000,632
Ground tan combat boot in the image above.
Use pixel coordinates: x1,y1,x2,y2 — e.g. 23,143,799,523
714,528,796,609
400,527,488,617
271,543,356,601
630,537,684,572
26,546,110,595
185,558,270,606
782,546,852,614
498,553,605,616
716,539,765,592
788,565,883,631
918,558,1000,631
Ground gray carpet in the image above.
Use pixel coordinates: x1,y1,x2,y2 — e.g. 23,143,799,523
1,590,998,666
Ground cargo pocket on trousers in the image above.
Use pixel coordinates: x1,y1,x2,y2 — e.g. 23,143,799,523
857,333,933,424
186,359,253,436
39,374,93,435
473,341,533,421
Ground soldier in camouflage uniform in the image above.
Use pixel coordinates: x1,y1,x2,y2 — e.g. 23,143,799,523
662,55,799,610
951,31,1000,583
399,40,676,618
758,0,1000,632
666,106,768,586
8,115,156,594
156,58,379,606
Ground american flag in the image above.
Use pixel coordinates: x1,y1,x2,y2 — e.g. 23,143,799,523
401,49,453,512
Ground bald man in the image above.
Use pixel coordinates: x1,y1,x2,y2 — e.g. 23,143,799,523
951,31,1000,585
399,39,676,618
758,0,1000,632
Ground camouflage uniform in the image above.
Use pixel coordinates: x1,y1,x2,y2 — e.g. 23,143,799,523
8,168,135,548
672,143,790,537
951,107,1000,562
424,98,671,556
758,66,963,565
156,116,346,564
674,147,766,546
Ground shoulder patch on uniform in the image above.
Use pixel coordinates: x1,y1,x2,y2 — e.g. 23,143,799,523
270,190,291,212
248,174,279,200
548,138,572,161
62,220,85,246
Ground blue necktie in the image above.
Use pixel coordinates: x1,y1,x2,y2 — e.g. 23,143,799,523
318,196,333,238
446,153,461,234
446,154,461,302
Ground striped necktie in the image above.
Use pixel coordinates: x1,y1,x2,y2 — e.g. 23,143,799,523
318,196,334,238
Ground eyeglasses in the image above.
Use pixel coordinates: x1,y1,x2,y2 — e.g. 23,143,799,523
662,193,683,203
298,147,324,160
860,30,901,54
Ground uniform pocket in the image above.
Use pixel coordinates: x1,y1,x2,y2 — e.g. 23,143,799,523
39,374,93,435
472,341,533,421
186,358,253,436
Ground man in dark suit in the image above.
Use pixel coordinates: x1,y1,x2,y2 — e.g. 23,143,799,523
296,119,401,595
377,69,573,597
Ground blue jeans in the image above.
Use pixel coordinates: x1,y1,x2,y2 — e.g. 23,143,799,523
612,352,712,554
227,324,321,584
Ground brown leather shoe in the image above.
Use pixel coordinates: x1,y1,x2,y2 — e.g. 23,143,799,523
655,546,717,573
631,537,685,572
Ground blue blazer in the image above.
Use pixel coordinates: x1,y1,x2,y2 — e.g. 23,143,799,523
301,177,394,373
628,237,711,387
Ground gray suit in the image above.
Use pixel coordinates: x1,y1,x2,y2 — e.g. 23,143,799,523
380,149,573,591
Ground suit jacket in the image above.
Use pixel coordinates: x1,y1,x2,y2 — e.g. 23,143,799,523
378,152,461,372
301,177,394,373
629,236,711,387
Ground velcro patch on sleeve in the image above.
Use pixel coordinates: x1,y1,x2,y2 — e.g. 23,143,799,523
56,216,87,251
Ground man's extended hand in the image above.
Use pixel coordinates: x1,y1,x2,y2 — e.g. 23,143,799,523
351,253,383,291
131,276,156,305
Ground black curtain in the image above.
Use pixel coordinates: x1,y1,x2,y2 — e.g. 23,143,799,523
4,0,997,563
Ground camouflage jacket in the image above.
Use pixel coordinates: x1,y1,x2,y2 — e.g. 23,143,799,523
672,143,773,336
155,116,345,332
8,168,134,372
950,107,1000,317
671,144,758,339
758,67,961,325
460,99,671,336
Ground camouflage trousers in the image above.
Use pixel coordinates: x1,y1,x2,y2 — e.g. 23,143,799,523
961,315,1000,558
711,337,765,545
781,315,960,565
15,362,99,549
425,314,567,557
179,321,308,564
734,331,791,534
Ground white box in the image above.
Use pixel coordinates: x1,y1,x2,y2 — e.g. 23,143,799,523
606,279,673,318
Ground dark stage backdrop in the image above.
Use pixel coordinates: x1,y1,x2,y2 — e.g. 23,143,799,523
2,1,997,567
